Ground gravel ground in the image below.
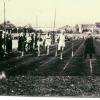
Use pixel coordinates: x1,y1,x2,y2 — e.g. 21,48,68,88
0,76,100,97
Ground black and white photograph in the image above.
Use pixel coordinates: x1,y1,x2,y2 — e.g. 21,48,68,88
0,0,100,97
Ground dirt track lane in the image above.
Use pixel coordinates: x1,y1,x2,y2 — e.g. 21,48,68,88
2,40,83,76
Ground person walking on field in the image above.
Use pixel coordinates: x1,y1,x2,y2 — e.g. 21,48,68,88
57,30,65,60
0,31,4,58
18,32,26,56
26,34,32,52
37,34,43,56
30,32,35,51
84,33,95,59
45,32,51,55
6,31,12,54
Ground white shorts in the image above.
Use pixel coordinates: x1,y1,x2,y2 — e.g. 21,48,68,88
45,40,51,46
37,41,43,47
58,42,65,50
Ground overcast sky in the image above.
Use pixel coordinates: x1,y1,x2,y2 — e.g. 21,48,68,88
0,0,100,28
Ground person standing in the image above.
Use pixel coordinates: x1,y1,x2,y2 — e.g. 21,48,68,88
84,33,95,59
18,33,22,52
34,32,38,50
0,31,4,58
18,32,26,56
9,30,12,52
57,30,65,60
6,32,11,53
45,32,51,55
26,33,32,52
37,34,43,56
30,32,35,51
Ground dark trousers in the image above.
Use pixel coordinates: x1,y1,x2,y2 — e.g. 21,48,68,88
84,52,92,59
28,43,31,51
0,47,4,58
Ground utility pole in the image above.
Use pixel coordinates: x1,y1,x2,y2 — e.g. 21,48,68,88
36,16,38,30
53,8,56,32
53,8,56,44
4,0,5,30
4,0,6,52
54,8,57,57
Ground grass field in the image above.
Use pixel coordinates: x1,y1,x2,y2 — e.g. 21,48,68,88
0,76,100,97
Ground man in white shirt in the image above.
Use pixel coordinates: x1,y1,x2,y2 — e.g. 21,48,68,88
26,33,32,52
57,30,65,60
37,33,43,56
45,32,51,55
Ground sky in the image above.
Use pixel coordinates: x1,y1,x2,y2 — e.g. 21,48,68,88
0,0,100,28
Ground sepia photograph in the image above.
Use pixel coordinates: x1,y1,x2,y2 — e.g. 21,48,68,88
0,0,100,97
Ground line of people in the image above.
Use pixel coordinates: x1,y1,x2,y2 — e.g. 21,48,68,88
0,30,67,60
0,29,94,60
18,32,54,57
37,30,67,60
0,30,12,58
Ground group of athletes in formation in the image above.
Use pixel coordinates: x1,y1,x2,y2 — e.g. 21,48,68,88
0,29,96,79
0,29,95,61
0,30,68,60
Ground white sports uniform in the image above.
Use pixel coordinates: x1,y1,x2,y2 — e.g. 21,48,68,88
37,34,43,47
45,35,51,47
37,40,43,47
26,36,32,43
58,33,65,50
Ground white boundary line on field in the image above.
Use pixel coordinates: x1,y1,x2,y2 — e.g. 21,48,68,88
61,41,84,73
40,40,82,66
90,59,93,74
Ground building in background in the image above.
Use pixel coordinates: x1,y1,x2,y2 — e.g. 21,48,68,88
81,24,95,33
95,23,100,33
